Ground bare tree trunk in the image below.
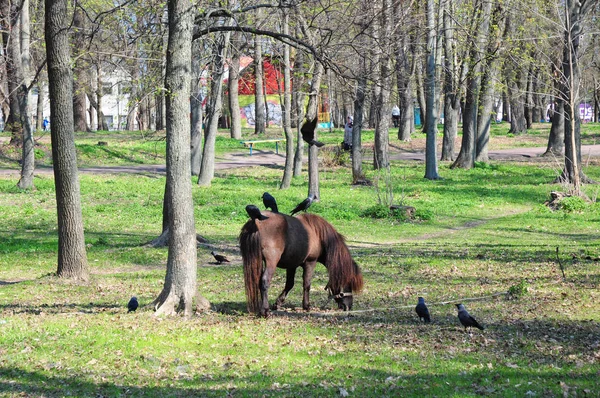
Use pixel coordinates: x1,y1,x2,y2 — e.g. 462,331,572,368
452,0,492,170
198,31,230,187
4,0,22,146
36,85,44,131
441,0,461,161
396,25,414,142
352,63,367,184
228,38,242,140
373,0,392,170
154,0,207,316
190,42,203,176
280,11,294,189
544,99,564,156
254,30,266,134
556,0,596,187
424,0,440,180
307,62,323,199
45,0,89,281
292,50,306,176
17,0,35,190
72,7,89,133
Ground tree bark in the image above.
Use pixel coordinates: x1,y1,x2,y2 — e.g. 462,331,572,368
45,0,89,281
190,42,204,176
17,2,34,189
228,37,242,140
280,11,294,189
292,50,307,176
253,29,266,134
307,62,323,199
72,7,89,133
424,0,439,180
198,32,230,187
352,62,367,184
154,0,205,316
544,99,564,156
451,0,492,170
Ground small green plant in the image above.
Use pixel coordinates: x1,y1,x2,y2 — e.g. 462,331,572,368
559,195,588,212
507,279,529,299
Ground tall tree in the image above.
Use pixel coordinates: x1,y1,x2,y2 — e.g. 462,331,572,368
556,0,598,188
423,0,440,180
228,32,242,140
17,0,35,189
45,0,89,281
72,6,89,132
198,31,230,187
280,10,294,189
451,0,493,170
154,0,208,316
253,28,266,134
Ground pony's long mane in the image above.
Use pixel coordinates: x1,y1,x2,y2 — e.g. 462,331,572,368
239,220,262,313
299,214,364,294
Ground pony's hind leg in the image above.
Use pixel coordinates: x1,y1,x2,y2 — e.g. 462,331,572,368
274,267,297,310
301,261,316,311
260,261,278,317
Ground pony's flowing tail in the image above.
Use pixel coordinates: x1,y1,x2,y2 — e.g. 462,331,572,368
239,220,262,314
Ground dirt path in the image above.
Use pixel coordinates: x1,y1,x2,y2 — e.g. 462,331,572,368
2,145,600,176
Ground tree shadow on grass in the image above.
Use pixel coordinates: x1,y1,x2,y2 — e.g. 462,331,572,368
0,359,597,397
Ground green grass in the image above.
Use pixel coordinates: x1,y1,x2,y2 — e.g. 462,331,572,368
1,127,599,397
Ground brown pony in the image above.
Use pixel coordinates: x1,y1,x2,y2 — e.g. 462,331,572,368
239,211,364,317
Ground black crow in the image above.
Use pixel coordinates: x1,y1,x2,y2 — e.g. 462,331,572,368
415,297,431,323
456,303,485,331
300,116,324,147
127,296,139,313
262,192,278,213
290,194,316,216
246,204,269,221
211,251,230,264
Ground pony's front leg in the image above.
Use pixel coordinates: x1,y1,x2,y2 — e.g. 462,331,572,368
301,261,316,311
274,267,297,310
260,264,277,317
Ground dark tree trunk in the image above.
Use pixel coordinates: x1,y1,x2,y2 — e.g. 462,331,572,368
228,41,242,140
45,0,89,281
544,100,564,156
280,11,294,189
307,63,323,199
396,31,414,142
72,7,89,133
424,0,439,180
452,0,492,169
292,50,306,177
154,0,207,316
198,32,230,187
254,34,266,134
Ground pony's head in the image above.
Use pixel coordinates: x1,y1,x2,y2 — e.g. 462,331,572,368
333,290,354,311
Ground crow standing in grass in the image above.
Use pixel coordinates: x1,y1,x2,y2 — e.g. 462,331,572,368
456,303,485,331
262,192,278,213
290,194,316,216
246,204,269,221
415,297,431,323
127,297,139,313
300,116,324,147
211,251,230,264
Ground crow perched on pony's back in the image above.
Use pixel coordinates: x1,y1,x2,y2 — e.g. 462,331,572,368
246,204,269,221
262,192,278,213
291,194,316,216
